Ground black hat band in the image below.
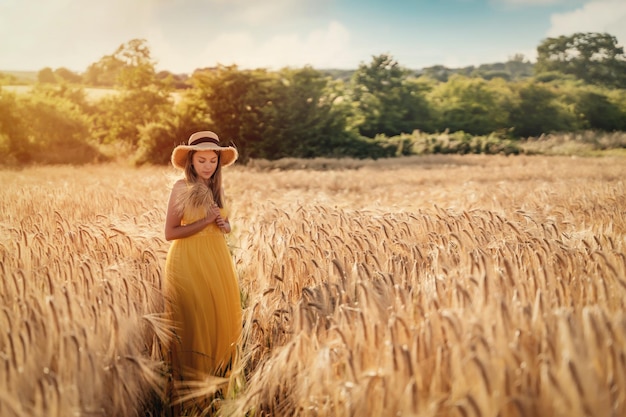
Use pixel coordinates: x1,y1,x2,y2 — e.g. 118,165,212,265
190,137,220,146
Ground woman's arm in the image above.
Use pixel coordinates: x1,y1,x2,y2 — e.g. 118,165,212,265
215,215,231,234
164,180,218,241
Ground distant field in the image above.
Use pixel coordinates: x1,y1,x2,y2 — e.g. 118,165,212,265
1,85,32,94
2,155,626,417
0,70,37,82
2,84,119,101
2,84,184,103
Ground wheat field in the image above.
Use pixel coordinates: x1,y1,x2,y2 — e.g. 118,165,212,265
1,155,625,417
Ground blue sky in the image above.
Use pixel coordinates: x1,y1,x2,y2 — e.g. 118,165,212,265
1,0,625,74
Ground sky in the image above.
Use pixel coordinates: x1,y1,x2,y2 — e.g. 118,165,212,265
1,0,625,74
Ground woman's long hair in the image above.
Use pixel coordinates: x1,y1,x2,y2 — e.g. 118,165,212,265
184,150,224,208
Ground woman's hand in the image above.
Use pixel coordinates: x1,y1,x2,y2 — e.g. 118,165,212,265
215,215,231,233
205,205,221,225
210,206,231,233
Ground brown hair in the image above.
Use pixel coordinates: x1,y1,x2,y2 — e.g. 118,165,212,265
184,150,225,208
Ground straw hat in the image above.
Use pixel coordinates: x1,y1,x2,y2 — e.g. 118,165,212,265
171,131,238,169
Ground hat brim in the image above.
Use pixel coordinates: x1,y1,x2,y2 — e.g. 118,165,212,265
171,142,238,169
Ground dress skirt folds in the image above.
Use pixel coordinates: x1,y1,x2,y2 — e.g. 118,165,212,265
164,204,242,380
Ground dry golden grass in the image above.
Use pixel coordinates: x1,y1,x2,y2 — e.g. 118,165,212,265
0,165,170,416
1,154,625,417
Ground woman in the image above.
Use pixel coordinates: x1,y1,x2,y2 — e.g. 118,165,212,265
164,131,242,384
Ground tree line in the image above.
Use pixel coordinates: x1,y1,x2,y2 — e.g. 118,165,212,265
1,33,625,165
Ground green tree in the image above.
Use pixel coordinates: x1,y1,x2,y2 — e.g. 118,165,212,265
38,67,56,84
0,89,28,163
0,73,17,85
83,38,154,88
30,83,91,110
534,71,577,84
608,89,626,129
157,70,190,89
504,54,534,79
114,39,159,90
472,63,508,80
0,87,99,164
350,54,434,137
480,70,511,81
420,65,452,82
54,67,82,84
429,75,511,136
89,39,173,149
571,88,626,131
91,86,173,149
256,66,359,159
508,81,574,137
535,32,626,88
182,65,390,163
134,94,208,166
186,65,273,163
134,119,181,165
84,55,124,87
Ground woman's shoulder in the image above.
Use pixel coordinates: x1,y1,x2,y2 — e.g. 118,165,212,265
171,178,188,190
168,179,189,202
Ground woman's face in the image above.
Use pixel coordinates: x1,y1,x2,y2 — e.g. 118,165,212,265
192,150,219,181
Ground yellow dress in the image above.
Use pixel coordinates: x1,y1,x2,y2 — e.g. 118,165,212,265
164,198,242,380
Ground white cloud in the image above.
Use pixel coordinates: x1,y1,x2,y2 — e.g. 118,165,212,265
182,0,332,26
234,0,311,25
547,0,626,45
0,0,158,71
0,0,338,72
188,21,353,70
